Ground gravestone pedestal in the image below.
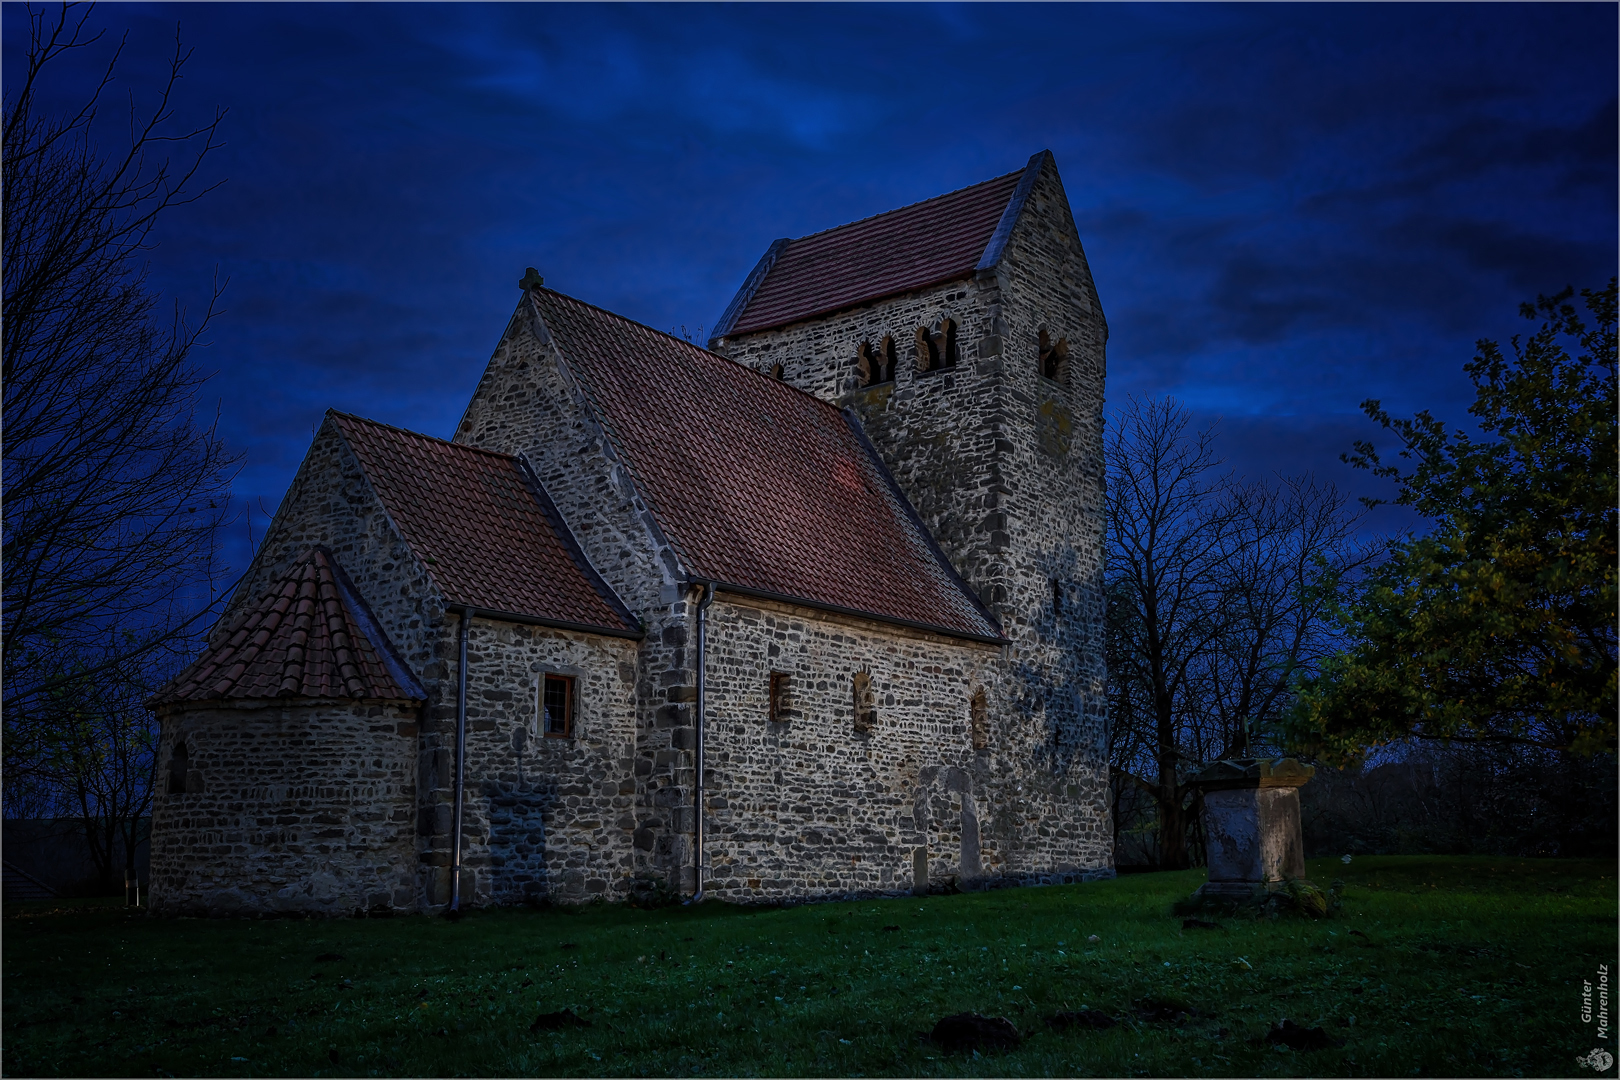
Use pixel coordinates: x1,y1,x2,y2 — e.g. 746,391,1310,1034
1189,758,1314,899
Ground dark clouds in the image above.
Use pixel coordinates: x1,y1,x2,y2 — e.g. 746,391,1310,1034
4,2,1613,576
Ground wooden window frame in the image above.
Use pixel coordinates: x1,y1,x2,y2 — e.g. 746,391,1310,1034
540,673,576,739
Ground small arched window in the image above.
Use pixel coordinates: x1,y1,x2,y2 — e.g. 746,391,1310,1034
940,318,960,368
970,689,989,750
1039,329,1070,383
167,741,190,795
769,362,785,380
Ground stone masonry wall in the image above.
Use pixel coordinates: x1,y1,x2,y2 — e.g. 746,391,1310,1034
149,699,420,916
714,156,1112,882
700,595,1110,900
425,614,641,905
454,303,700,894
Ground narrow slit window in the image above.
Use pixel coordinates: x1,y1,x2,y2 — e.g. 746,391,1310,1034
940,318,960,368
167,741,189,794
541,674,575,738
1052,577,1064,615
1039,329,1070,383
970,688,989,751
852,670,877,733
768,671,790,723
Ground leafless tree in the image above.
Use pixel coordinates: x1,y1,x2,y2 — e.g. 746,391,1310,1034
18,662,158,891
1106,397,1367,868
2,4,235,878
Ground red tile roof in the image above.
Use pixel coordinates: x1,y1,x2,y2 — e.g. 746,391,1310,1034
715,156,1041,338
331,413,640,637
152,547,424,705
533,289,1003,643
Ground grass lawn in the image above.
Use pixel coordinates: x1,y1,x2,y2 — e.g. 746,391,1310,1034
3,856,1614,1077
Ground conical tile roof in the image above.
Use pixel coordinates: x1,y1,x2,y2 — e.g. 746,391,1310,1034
151,546,424,705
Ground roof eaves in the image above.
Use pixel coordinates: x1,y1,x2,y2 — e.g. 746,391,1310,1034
449,603,646,641
700,578,1007,647
153,694,424,715
975,149,1050,273
840,406,1006,642
513,454,642,636
710,237,790,347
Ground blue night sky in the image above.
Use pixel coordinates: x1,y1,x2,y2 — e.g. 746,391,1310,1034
7,2,1616,579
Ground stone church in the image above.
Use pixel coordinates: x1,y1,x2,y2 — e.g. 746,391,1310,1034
147,150,1111,915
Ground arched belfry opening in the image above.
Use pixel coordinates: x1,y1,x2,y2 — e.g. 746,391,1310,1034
915,319,959,373
857,337,898,387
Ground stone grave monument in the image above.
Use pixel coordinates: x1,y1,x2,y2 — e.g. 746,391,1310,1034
1188,758,1315,898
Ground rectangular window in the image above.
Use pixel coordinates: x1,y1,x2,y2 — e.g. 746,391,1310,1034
768,671,790,723
542,674,574,738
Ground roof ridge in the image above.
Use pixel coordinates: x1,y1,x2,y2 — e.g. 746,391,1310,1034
782,166,1025,246
327,409,519,464
533,287,853,420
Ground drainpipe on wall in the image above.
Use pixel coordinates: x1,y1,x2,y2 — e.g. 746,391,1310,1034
450,607,470,911
690,582,715,903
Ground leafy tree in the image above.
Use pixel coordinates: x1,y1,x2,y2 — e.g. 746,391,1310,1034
1291,282,1618,760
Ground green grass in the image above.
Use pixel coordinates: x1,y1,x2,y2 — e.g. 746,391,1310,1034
4,856,1614,1077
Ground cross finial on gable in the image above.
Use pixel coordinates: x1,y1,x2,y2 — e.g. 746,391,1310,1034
519,267,544,291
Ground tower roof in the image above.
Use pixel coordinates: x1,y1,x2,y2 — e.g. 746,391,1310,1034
530,288,1004,644
330,412,641,637
712,151,1049,341
151,546,424,706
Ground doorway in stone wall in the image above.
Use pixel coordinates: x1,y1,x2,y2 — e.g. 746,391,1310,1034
913,766,982,892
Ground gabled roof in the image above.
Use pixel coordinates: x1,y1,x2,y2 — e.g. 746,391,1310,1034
151,546,424,706
330,412,641,637
532,288,1004,644
712,151,1048,341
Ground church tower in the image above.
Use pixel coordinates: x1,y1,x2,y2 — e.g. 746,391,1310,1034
711,151,1110,878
